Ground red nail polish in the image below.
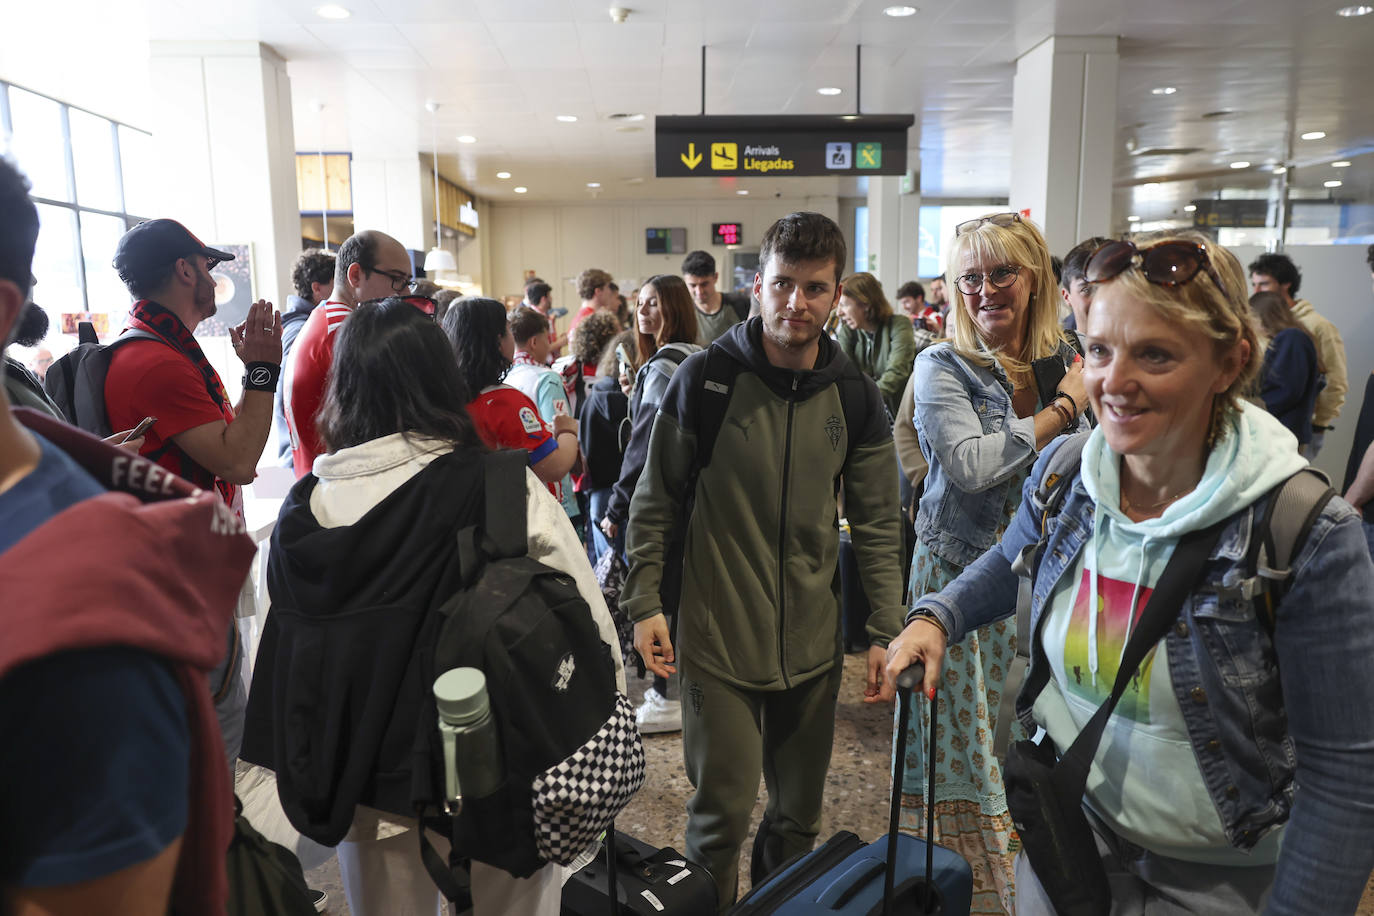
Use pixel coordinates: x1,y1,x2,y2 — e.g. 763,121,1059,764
927,687,937,700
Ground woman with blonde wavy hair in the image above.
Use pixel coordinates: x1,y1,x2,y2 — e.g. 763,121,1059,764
895,212,1087,914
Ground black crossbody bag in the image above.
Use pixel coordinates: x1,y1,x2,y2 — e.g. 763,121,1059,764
1004,517,1228,916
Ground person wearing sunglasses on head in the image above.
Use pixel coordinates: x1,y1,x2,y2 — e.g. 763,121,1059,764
885,211,1087,913
883,233,1374,915
283,229,414,479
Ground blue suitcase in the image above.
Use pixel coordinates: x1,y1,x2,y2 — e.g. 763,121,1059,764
731,667,973,915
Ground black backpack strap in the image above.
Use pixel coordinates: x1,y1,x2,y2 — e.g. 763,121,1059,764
78,320,99,345
482,448,529,560
693,343,742,471
1243,467,1336,632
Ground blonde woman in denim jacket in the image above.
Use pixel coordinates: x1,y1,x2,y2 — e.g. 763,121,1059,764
884,234,1374,914
900,213,1088,914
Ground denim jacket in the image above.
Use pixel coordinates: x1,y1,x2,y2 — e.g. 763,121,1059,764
912,341,1084,566
911,440,1374,914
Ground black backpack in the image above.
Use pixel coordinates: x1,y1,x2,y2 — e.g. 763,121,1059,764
415,449,646,902
43,320,168,437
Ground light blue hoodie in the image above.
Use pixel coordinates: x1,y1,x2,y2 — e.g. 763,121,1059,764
1033,401,1308,864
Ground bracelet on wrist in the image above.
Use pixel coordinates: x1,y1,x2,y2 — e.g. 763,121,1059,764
1048,401,1073,431
242,361,280,393
913,610,948,637
1054,391,1079,416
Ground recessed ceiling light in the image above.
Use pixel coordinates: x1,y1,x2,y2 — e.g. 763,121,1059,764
884,5,918,16
513,186,528,193
736,189,749,195
839,115,860,121
496,171,511,179
1325,179,1343,188
817,87,842,96
456,135,476,144
1333,160,1352,168
1230,161,1251,169
1151,87,1177,95
1126,215,1141,222
1301,130,1326,140
314,4,351,18
556,115,578,123
1184,204,1198,212
586,182,601,188
1273,166,1288,174
1337,4,1373,16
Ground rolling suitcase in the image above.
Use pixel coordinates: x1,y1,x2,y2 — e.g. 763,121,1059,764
730,666,973,915
561,823,716,915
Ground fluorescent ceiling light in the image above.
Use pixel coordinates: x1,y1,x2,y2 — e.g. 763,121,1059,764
456,135,476,144
1337,5,1373,15
496,171,511,179
1325,179,1343,188
839,115,860,121
1273,166,1288,174
1151,87,1177,95
514,186,528,193
817,87,842,96
884,5,918,16
586,182,601,188
1333,160,1352,168
556,115,578,123
736,189,749,195
1126,215,1141,222
314,4,351,18
1301,131,1326,140
1229,161,1250,169
1184,205,1198,212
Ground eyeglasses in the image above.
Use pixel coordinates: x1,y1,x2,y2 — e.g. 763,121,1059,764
954,264,1022,296
369,266,416,294
360,295,437,317
954,212,1022,236
1085,240,1229,299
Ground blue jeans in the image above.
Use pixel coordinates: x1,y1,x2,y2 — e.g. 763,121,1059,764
587,487,623,565
1364,520,1374,560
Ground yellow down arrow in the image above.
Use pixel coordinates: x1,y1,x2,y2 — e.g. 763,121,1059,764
681,142,703,170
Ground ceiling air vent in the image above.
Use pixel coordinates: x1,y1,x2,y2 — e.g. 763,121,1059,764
1201,110,1238,120
1131,147,1205,157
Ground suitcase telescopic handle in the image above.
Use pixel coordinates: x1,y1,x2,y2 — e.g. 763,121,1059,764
885,664,929,915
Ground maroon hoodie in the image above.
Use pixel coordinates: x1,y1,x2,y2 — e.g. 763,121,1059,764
1,408,256,914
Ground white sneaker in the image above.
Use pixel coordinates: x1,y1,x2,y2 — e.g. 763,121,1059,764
635,687,682,734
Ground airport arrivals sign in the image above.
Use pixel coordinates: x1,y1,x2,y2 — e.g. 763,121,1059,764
655,114,914,179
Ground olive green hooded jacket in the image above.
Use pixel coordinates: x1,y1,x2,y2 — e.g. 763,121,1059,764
621,319,905,691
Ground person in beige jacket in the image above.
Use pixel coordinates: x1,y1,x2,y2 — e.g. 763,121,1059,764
1249,253,1348,457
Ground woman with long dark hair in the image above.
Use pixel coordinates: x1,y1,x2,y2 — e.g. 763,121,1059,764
835,271,917,420
600,274,700,733
442,296,579,488
243,299,626,916
1250,290,1323,450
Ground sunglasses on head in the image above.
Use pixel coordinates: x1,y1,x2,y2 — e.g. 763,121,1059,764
360,295,438,317
954,212,1022,236
1085,240,1229,299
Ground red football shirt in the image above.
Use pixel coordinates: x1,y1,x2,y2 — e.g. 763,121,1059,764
284,301,352,478
105,340,238,507
466,385,559,466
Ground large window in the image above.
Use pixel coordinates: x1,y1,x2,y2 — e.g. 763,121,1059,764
2,81,152,349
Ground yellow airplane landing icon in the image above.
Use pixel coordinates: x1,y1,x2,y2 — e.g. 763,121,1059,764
711,142,738,170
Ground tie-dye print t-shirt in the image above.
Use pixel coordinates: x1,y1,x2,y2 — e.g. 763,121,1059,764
1031,550,1284,865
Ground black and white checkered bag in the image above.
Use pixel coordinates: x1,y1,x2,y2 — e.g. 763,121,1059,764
532,693,646,865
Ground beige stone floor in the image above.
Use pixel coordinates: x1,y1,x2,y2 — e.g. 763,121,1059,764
304,651,1374,913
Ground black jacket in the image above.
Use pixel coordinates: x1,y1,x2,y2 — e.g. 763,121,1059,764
579,375,629,490
241,449,485,844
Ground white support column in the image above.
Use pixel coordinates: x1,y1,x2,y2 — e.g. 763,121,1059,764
1010,35,1118,256
898,188,921,288
146,41,300,308
866,175,903,291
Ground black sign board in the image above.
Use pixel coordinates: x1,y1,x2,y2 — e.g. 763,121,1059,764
713,223,742,245
1190,199,1269,229
656,114,914,179
645,227,686,255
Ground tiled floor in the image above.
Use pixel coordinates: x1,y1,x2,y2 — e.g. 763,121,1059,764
301,651,1374,913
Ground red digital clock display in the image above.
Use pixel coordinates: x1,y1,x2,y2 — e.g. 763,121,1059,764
712,222,742,246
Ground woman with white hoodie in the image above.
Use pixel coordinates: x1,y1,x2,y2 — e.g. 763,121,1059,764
245,298,626,916
882,235,1374,914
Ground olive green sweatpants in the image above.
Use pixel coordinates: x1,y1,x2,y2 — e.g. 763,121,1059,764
680,657,845,911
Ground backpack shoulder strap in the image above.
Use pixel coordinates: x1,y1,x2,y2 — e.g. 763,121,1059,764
694,343,742,471
835,370,870,465
482,449,529,560
1035,431,1091,534
1246,467,1336,631
78,320,99,345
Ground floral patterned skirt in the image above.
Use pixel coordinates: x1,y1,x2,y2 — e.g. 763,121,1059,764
895,475,1028,915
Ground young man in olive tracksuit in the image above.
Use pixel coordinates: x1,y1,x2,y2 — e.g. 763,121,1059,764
621,212,905,909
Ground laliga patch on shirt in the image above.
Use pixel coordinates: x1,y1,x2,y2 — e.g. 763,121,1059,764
520,406,544,434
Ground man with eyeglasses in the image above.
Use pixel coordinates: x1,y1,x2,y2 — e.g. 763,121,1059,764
284,229,413,478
